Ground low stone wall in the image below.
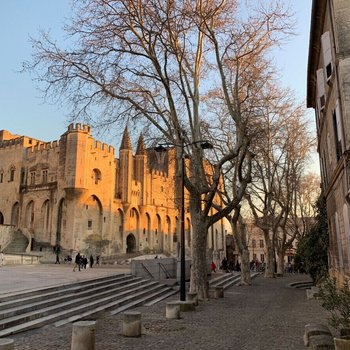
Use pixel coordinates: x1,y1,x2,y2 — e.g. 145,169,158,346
2,253,41,265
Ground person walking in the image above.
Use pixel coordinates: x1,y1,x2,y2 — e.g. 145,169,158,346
0,251,4,267
54,245,61,264
210,261,217,273
89,254,94,268
73,252,81,272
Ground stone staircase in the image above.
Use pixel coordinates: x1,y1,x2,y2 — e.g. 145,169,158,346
209,271,260,290
3,230,29,253
0,273,177,337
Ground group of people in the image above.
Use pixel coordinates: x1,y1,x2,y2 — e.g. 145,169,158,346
250,259,265,272
210,257,241,273
73,253,100,272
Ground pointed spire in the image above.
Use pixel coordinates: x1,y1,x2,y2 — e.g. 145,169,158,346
120,126,132,150
136,133,146,155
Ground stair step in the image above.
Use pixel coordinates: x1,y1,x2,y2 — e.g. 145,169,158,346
0,273,128,303
0,277,146,320
144,289,178,306
0,281,164,337
0,274,133,310
110,287,172,315
0,279,158,330
56,286,173,326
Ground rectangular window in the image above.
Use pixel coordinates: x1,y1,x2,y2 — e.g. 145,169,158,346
333,111,342,161
0,173,3,183
316,69,326,111
321,31,333,81
259,240,264,248
42,170,48,184
30,172,35,185
10,168,15,182
88,220,92,229
21,171,25,184
260,254,265,262
252,239,256,248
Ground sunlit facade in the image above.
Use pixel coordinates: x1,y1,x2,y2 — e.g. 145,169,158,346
0,124,227,257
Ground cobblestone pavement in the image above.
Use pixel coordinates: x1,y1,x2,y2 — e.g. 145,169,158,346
1,266,330,350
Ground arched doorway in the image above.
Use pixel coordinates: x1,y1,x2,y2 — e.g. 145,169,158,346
126,233,136,253
11,202,19,226
0,212,4,225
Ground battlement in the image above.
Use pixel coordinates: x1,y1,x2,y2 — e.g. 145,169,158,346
67,123,91,134
0,136,24,149
26,140,60,155
151,169,167,178
92,140,115,156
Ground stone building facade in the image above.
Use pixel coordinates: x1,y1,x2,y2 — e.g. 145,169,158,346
307,0,350,282
0,124,227,258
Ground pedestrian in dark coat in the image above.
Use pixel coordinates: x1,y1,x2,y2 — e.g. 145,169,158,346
73,253,81,272
90,255,94,268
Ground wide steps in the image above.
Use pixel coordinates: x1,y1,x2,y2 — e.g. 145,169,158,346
3,231,28,253
210,272,260,289
0,273,176,337
0,274,133,311
0,277,146,322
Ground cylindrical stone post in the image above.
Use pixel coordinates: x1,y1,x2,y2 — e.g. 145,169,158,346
0,339,14,350
187,292,198,306
215,286,224,298
334,338,350,350
122,311,142,337
166,301,181,319
71,320,96,350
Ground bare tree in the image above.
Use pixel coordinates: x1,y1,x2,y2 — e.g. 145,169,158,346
247,87,314,277
24,0,294,298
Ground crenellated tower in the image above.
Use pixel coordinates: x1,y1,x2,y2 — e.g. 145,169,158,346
118,127,133,203
135,133,148,205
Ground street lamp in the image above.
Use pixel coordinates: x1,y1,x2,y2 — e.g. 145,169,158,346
155,136,213,301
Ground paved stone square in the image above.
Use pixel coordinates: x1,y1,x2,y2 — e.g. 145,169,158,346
0,265,331,350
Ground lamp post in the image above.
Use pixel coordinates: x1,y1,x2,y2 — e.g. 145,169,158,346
155,137,212,302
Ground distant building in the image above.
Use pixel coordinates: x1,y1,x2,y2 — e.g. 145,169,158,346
0,124,228,257
307,0,350,281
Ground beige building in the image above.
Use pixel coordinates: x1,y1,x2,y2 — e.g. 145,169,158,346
0,124,227,258
307,0,350,281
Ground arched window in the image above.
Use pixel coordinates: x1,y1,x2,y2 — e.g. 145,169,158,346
93,169,101,184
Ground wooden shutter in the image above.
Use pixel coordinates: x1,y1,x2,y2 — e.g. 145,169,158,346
321,31,333,81
316,68,326,111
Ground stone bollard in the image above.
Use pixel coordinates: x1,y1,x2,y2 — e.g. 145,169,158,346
0,339,14,350
334,338,350,350
187,292,198,306
71,321,96,350
166,301,181,319
215,286,224,299
122,311,142,337
178,301,196,312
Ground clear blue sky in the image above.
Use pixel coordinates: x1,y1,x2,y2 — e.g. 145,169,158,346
0,1,314,147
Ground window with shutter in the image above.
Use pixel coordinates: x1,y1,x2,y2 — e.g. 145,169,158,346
316,69,326,111
321,31,333,82
335,99,344,150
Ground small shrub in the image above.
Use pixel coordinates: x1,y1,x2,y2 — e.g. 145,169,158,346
319,277,350,331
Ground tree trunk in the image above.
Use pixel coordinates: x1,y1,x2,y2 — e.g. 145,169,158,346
240,248,251,285
264,238,275,278
277,249,285,275
189,218,209,300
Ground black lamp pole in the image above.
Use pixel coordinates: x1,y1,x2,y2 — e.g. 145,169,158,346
154,137,212,303
180,146,186,301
